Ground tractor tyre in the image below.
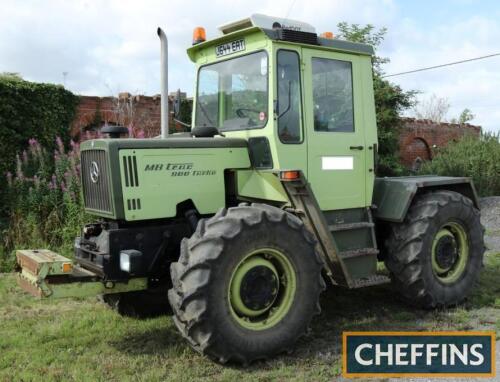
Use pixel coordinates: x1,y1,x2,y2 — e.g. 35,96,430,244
168,203,325,364
385,190,484,308
101,289,172,318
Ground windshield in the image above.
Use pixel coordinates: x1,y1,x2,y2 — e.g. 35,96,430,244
195,51,268,131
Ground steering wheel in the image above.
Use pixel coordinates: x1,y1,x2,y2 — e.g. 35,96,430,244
235,108,261,118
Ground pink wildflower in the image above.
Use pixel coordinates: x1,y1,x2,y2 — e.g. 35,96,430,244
6,171,12,187
56,136,64,154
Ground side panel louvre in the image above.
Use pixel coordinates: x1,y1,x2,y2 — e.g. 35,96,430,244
126,198,142,211
123,156,129,187
132,156,139,186
123,155,139,187
127,156,134,186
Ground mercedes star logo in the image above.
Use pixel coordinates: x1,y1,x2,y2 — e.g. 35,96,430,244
90,161,100,183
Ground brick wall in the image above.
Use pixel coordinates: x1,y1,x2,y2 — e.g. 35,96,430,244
399,118,481,168
71,94,481,168
71,93,185,140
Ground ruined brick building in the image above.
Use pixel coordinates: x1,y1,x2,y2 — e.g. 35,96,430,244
71,93,481,168
71,92,163,139
399,118,480,169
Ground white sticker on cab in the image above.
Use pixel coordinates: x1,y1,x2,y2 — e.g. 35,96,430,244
322,156,354,170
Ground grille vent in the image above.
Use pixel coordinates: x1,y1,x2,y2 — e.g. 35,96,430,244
123,155,139,187
127,198,142,211
277,29,318,45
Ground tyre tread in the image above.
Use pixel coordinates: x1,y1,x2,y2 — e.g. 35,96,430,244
169,203,324,363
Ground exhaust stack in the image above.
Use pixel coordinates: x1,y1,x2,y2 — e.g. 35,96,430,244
157,27,169,138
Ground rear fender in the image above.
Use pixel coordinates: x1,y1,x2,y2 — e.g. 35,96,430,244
372,176,480,223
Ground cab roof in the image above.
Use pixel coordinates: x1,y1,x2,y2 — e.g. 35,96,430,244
187,14,374,62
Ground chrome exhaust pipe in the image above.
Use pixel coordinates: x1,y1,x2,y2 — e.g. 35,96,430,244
157,27,169,138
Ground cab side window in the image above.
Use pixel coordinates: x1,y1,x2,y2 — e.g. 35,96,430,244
277,50,302,143
312,58,354,132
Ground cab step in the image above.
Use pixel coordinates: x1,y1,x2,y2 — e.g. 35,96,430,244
16,249,147,299
351,274,391,288
339,247,379,259
328,222,374,232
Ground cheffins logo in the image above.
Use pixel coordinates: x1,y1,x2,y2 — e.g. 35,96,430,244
343,331,495,378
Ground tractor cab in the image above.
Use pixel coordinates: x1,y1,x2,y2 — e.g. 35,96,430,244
188,14,378,211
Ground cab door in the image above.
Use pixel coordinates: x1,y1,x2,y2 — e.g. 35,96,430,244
302,48,368,211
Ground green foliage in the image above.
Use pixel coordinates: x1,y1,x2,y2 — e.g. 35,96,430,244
458,108,475,124
336,23,389,70
337,23,416,176
1,138,88,271
450,108,475,124
0,77,79,224
373,76,415,175
419,132,500,196
0,72,23,80
177,98,192,130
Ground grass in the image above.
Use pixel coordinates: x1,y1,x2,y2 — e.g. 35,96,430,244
0,252,498,382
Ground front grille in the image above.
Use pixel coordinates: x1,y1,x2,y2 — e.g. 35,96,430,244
81,150,112,213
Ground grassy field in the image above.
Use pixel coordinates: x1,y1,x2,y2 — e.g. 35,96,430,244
0,252,498,382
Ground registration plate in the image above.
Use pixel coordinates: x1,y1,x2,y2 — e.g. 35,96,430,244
215,39,246,58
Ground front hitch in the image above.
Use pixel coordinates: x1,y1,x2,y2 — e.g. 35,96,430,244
16,249,147,299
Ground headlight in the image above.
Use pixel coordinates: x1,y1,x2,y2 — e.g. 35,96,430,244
120,252,130,272
120,250,142,274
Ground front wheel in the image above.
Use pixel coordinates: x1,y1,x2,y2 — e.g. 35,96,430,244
385,191,484,308
168,204,325,364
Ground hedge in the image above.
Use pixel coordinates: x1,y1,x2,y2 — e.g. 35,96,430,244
0,76,79,224
419,132,500,197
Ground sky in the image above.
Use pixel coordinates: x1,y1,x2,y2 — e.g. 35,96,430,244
0,0,499,133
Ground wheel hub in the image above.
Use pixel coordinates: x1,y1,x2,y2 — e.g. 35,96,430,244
431,222,470,284
434,234,458,271
228,248,297,330
230,256,279,317
240,265,279,311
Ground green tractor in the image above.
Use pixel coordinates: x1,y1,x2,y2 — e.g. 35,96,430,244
16,14,484,364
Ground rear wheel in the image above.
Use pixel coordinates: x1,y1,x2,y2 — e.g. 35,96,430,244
385,191,484,308
168,203,325,364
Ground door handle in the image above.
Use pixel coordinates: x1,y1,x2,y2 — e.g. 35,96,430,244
350,146,364,150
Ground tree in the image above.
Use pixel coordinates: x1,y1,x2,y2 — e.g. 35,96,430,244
413,95,475,124
413,94,450,123
457,108,475,124
336,23,415,176
0,72,22,80
178,99,192,127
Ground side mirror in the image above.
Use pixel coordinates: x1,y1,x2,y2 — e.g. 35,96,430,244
191,125,221,138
